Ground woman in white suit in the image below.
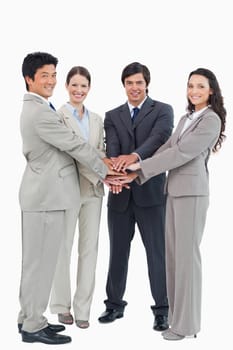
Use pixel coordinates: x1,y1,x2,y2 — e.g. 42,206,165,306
50,66,105,329
117,68,226,340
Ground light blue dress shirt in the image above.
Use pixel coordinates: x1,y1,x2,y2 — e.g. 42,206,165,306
66,103,89,141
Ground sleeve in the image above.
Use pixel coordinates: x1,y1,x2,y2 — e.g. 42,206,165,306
35,110,108,180
135,103,174,160
137,114,221,184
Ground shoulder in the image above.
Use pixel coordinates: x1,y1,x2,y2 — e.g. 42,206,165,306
57,104,68,114
147,97,173,112
201,109,221,129
106,103,127,116
89,110,103,121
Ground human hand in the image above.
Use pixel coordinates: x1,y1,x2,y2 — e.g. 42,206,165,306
126,162,141,171
103,174,126,187
104,183,130,194
111,154,138,172
102,157,114,170
103,157,126,175
106,172,138,185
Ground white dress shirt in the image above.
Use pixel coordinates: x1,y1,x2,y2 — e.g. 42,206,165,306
180,106,209,136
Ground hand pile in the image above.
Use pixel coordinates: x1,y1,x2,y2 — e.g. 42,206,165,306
102,155,140,194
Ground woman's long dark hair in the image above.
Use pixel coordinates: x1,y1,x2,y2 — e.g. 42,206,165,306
187,68,226,152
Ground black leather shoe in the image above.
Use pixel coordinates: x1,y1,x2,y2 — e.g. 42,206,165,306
21,326,71,344
98,309,124,323
18,323,65,334
153,315,169,331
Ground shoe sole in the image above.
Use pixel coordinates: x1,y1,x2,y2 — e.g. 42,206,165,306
153,326,169,331
98,313,124,323
22,337,71,344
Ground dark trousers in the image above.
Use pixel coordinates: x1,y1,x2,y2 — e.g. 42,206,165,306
105,198,168,316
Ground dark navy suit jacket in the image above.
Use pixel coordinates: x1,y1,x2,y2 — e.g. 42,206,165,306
104,96,174,212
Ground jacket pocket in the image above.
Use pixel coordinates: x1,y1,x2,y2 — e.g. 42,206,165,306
177,164,199,175
59,164,76,177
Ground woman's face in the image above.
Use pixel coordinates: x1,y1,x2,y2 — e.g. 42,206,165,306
66,73,90,105
187,74,213,111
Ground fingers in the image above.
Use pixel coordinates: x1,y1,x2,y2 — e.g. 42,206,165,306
110,154,138,172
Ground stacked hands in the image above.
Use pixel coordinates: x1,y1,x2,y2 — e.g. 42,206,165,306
102,155,141,194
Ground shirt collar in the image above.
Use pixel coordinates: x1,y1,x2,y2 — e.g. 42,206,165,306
128,96,147,113
189,106,209,120
66,102,88,119
28,92,51,106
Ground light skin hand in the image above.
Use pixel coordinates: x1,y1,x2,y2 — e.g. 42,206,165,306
108,184,127,194
102,177,123,188
108,172,139,185
111,154,139,172
108,184,123,194
103,157,125,176
103,178,130,194
102,157,114,170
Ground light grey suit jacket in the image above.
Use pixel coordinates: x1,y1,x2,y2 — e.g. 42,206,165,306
19,94,107,211
58,105,105,198
137,107,221,196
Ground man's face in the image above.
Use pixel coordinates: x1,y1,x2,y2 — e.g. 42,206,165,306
124,73,147,106
25,64,57,99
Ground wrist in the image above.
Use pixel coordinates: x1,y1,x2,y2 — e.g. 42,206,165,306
131,152,140,162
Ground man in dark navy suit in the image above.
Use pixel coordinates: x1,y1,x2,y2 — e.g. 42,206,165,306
98,62,174,330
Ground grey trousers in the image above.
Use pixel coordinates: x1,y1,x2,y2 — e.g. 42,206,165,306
18,210,65,332
165,195,209,336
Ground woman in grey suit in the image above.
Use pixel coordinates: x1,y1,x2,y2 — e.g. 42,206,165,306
119,68,226,340
50,67,105,329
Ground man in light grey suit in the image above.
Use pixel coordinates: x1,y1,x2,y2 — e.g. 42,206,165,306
17,52,117,345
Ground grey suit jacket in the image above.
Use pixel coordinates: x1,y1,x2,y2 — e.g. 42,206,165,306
19,94,107,211
58,104,105,197
137,107,221,196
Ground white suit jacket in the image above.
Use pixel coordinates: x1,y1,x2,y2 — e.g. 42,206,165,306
58,104,105,197
19,94,107,211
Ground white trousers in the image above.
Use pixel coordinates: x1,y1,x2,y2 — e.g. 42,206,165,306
18,210,65,332
50,195,102,320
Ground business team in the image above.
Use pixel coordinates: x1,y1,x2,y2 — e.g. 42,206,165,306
17,52,226,344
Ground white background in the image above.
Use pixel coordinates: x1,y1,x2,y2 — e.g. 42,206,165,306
0,1,232,349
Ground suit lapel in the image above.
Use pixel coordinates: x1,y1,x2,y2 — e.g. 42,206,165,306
172,115,187,144
130,97,156,129
118,97,155,135
119,103,134,136
60,106,100,145
178,108,209,143
88,111,98,145
132,97,155,128
60,105,83,138
179,108,210,140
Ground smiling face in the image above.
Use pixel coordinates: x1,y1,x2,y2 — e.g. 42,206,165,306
25,64,57,99
124,73,147,106
66,73,90,106
187,74,213,111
